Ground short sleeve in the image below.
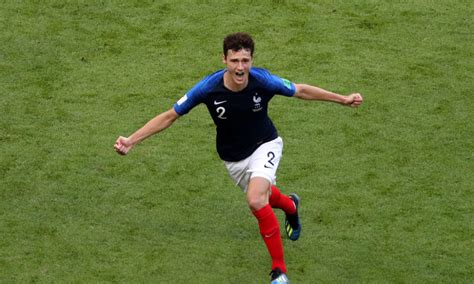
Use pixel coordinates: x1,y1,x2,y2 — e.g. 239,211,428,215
173,70,224,115
173,82,204,116
251,68,296,97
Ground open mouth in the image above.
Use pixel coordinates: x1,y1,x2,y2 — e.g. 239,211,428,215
235,71,245,80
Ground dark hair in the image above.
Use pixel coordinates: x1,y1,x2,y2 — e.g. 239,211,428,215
223,32,254,58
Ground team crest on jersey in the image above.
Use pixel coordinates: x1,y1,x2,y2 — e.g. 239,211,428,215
253,93,263,112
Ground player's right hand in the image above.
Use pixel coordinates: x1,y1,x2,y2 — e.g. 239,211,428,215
346,93,363,108
114,136,133,155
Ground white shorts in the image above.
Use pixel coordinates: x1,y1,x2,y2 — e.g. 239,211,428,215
224,137,283,192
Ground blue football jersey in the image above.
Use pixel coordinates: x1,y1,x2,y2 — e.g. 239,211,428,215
174,67,296,161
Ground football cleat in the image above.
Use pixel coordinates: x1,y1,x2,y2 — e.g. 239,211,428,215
285,193,301,241
270,268,290,284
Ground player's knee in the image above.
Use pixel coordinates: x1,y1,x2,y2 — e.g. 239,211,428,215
247,194,267,211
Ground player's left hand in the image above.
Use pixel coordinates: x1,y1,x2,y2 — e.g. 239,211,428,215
345,93,363,107
114,136,133,155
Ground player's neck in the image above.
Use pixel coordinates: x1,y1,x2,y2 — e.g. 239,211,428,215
223,71,248,92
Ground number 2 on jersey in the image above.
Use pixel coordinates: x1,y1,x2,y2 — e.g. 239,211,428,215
216,106,227,119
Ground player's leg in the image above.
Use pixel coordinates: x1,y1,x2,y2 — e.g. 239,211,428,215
269,185,301,241
249,137,302,242
247,177,287,277
224,137,292,282
246,138,291,211
269,185,295,214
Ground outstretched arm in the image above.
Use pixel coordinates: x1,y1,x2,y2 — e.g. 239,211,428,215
294,84,363,107
114,108,180,155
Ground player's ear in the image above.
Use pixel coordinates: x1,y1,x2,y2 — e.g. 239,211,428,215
222,54,227,64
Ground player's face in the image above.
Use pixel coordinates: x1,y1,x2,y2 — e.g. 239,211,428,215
223,48,253,91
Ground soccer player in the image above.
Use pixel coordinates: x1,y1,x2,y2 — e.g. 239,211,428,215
114,32,363,283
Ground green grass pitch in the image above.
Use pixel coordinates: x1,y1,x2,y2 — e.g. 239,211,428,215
1,0,472,282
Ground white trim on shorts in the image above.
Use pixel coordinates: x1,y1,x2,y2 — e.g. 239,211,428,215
224,137,283,192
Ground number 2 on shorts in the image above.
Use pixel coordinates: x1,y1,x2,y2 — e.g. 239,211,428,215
264,151,275,168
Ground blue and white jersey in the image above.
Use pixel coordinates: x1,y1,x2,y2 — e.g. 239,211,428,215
174,67,296,162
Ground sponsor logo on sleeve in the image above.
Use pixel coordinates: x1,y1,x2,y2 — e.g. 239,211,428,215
177,94,188,105
282,78,292,90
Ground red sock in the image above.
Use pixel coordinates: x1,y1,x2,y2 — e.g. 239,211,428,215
269,185,296,215
252,204,286,273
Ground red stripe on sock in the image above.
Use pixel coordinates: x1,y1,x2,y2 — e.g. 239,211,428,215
269,185,296,215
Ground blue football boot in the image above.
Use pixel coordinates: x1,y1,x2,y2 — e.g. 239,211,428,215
285,193,301,241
